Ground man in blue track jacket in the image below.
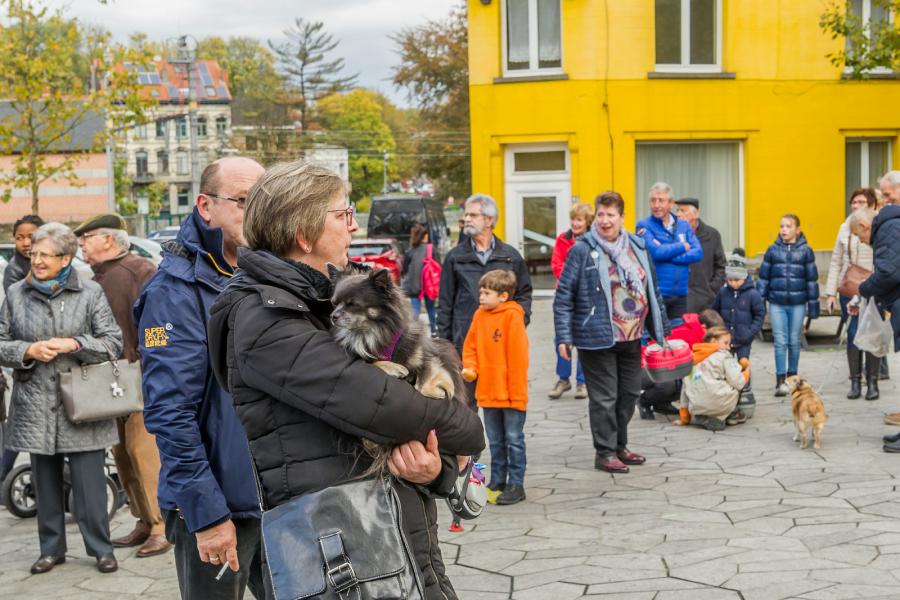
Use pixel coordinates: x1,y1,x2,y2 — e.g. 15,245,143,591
134,157,266,600
636,182,703,321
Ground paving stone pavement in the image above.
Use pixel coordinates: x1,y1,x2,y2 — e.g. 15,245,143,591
4,298,900,599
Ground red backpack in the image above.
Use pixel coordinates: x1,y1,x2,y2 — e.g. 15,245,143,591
421,243,442,301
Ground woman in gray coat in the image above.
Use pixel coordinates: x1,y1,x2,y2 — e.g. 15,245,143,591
0,223,123,575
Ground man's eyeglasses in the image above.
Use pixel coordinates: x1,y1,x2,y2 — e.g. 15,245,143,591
27,251,64,261
327,206,355,229
79,232,107,241
205,192,247,208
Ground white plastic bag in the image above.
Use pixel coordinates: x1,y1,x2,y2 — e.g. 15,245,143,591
855,298,894,357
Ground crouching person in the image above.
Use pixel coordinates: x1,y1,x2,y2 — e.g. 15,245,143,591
681,327,750,431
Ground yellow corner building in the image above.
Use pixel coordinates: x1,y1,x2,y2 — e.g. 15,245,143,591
468,0,899,287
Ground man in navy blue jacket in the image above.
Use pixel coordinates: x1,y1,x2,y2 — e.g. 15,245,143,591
135,156,266,599
636,182,703,320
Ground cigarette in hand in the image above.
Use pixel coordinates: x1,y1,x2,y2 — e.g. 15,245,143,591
215,564,229,581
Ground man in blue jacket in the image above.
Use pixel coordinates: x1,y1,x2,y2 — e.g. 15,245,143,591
134,156,265,599
636,182,703,320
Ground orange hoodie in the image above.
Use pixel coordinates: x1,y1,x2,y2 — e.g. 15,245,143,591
692,342,750,382
462,301,529,410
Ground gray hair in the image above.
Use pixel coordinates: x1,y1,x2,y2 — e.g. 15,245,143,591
465,194,499,221
32,222,78,257
880,170,900,189
96,227,130,250
849,207,876,229
649,182,674,198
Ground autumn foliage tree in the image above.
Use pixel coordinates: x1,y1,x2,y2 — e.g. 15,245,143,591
0,0,153,214
392,2,470,200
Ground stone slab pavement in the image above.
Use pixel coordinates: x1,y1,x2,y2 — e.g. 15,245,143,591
4,297,900,599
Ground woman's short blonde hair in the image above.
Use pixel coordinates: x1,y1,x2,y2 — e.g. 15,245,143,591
243,160,348,256
569,202,594,223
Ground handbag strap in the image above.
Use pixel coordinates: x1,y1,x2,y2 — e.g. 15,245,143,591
319,531,360,595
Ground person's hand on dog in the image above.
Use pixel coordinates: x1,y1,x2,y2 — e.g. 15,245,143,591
461,368,477,382
388,430,442,484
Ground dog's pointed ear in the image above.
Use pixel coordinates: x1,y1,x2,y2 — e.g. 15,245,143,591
326,263,343,282
369,267,392,291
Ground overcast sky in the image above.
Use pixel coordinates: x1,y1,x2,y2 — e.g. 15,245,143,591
47,0,459,105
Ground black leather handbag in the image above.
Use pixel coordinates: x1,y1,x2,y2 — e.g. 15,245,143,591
261,476,424,600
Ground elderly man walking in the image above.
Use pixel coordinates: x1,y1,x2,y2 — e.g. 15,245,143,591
75,213,170,558
675,198,726,313
135,157,267,599
437,194,533,407
636,182,703,321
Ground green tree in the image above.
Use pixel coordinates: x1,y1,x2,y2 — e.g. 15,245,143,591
317,89,396,202
270,19,358,133
392,2,470,200
820,0,900,78
0,0,154,214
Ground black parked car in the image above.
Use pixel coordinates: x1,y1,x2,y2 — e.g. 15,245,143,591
368,195,450,260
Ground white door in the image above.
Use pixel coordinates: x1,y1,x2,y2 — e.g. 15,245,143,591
504,145,571,290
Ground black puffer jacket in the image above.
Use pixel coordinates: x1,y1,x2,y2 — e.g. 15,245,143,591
208,248,485,599
757,233,820,318
859,205,900,351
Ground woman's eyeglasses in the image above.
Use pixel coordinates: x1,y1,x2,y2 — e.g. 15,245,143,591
27,251,64,262
327,206,355,229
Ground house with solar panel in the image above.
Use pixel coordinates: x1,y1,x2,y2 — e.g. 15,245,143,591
121,60,234,217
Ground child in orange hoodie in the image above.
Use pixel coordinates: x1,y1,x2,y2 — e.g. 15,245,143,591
461,270,529,506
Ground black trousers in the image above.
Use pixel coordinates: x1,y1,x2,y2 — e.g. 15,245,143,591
164,509,268,600
32,450,112,558
663,295,688,321
581,340,642,456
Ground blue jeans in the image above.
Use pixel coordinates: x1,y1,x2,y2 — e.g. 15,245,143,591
839,294,861,350
554,336,585,384
409,296,436,334
482,408,527,487
769,302,806,376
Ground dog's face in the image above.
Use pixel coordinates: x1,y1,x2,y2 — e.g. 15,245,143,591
784,375,809,394
330,267,397,331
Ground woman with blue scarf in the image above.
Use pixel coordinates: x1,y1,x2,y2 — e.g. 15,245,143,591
553,192,669,474
0,223,123,575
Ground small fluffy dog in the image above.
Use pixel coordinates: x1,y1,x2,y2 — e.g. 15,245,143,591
785,375,828,449
329,265,466,471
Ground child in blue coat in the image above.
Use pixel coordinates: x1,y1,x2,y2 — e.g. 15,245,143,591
712,253,766,360
757,215,820,397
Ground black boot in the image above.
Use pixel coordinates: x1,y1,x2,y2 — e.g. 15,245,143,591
847,349,862,399
774,374,787,397
866,355,880,400
638,396,655,420
880,357,890,380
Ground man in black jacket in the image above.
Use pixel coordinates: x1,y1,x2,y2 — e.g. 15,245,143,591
676,198,726,314
436,194,533,359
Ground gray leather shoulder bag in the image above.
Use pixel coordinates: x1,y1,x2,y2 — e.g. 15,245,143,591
59,356,143,424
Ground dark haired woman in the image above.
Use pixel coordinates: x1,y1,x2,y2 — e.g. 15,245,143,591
401,223,439,334
824,188,878,399
757,214,820,397
553,191,668,474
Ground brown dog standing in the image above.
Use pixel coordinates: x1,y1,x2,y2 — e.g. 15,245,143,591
785,375,828,449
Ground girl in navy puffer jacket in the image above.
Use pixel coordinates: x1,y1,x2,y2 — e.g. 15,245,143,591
757,214,820,397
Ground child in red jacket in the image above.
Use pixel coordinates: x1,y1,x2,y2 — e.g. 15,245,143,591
462,270,529,506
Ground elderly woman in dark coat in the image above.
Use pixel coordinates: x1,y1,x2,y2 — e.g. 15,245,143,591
207,160,485,599
0,223,123,575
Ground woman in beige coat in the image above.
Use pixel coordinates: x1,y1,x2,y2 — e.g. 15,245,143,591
824,188,878,399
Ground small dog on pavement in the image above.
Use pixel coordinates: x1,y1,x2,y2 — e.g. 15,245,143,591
785,375,828,449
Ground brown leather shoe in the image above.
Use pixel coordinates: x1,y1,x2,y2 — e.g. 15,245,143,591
30,555,65,574
136,535,173,558
594,454,629,473
112,523,151,548
96,554,118,573
885,412,900,426
617,449,646,465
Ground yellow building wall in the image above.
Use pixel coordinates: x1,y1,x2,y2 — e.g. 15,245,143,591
468,0,900,256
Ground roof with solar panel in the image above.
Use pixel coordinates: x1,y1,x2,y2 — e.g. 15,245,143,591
124,60,231,104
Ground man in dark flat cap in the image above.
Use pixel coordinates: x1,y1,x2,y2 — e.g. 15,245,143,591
75,213,170,558
675,198,726,313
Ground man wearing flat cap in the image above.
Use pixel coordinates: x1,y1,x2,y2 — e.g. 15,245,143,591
75,214,170,558
675,198,726,313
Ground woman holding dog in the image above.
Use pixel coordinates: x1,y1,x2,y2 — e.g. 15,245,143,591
553,191,669,474
207,160,484,599
824,188,878,400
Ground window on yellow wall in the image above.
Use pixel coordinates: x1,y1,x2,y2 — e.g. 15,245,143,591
503,0,562,75
846,0,894,74
655,0,721,72
846,139,892,213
